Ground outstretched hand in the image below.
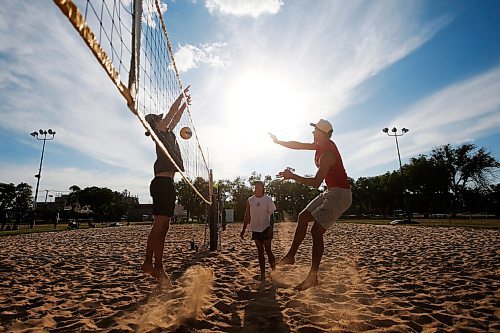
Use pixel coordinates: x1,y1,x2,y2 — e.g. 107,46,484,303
277,168,295,180
172,85,191,110
165,86,191,130
183,86,192,106
268,133,279,144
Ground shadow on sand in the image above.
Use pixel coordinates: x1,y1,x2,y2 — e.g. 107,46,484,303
237,283,290,332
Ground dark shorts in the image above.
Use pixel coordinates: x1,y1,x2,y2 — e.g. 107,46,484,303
252,227,273,241
150,176,176,217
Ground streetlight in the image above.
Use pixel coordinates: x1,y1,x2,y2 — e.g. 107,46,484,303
382,127,411,223
31,129,56,228
44,190,54,204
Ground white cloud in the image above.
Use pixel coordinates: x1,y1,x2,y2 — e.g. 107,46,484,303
205,0,283,17
0,2,154,197
173,42,228,72
191,1,453,180
0,162,153,203
2,0,497,200
142,1,168,28
345,66,500,176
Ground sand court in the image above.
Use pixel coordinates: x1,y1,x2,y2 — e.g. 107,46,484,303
1,222,498,332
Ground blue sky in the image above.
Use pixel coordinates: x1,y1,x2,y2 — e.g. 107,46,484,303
1,0,499,203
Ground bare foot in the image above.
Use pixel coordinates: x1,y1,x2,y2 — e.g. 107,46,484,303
276,255,295,266
158,275,173,289
154,268,173,289
295,274,318,291
141,262,155,277
253,274,266,282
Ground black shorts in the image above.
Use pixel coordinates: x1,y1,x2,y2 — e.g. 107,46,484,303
150,176,176,217
252,227,273,241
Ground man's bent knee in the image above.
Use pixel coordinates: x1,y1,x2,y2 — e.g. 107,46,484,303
298,211,314,225
311,222,326,239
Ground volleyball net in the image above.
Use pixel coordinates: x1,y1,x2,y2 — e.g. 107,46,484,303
53,0,211,204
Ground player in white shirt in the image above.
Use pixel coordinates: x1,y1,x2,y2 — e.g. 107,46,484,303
240,181,277,281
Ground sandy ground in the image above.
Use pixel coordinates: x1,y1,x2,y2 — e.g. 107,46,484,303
0,222,499,332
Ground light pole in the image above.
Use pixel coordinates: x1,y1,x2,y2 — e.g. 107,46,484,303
31,129,56,227
382,127,411,222
44,190,54,204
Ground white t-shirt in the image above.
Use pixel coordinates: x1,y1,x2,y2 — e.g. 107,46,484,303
248,195,276,232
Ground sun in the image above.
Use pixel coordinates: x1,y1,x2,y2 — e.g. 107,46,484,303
222,69,310,140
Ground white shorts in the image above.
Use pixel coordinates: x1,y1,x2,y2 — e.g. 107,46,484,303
304,187,352,230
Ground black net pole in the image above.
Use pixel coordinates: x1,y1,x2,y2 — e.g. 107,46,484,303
209,187,218,251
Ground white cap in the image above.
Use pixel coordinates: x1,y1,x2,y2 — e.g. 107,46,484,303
310,119,333,134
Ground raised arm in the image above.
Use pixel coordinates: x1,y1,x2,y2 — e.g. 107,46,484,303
278,151,336,188
159,86,191,131
269,133,316,150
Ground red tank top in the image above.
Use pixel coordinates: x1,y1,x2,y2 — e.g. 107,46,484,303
315,140,350,189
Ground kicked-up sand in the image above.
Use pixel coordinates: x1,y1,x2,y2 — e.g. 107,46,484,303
0,222,499,332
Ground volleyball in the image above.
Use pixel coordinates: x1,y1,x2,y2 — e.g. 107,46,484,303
180,126,192,139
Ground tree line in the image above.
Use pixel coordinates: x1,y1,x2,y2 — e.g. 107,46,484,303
64,185,136,222
178,143,499,221
0,184,135,229
351,144,499,217
0,182,33,228
1,143,498,228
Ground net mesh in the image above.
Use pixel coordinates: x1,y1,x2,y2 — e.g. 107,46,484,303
54,0,211,204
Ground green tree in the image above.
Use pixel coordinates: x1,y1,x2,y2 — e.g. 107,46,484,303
0,183,16,228
0,183,16,213
267,176,320,219
488,183,500,217
78,186,130,221
175,179,193,221
462,187,490,214
175,177,208,222
67,185,81,212
229,177,253,221
351,172,402,216
215,179,233,208
14,183,33,223
247,171,271,185
0,182,33,227
192,177,209,221
431,144,499,212
405,155,450,214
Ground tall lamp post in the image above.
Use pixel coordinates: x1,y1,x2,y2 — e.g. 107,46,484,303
382,127,411,222
31,129,56,227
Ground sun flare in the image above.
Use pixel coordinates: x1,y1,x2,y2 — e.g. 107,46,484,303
223,69,311,141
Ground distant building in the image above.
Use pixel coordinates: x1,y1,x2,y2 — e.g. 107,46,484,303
128,203,153,222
